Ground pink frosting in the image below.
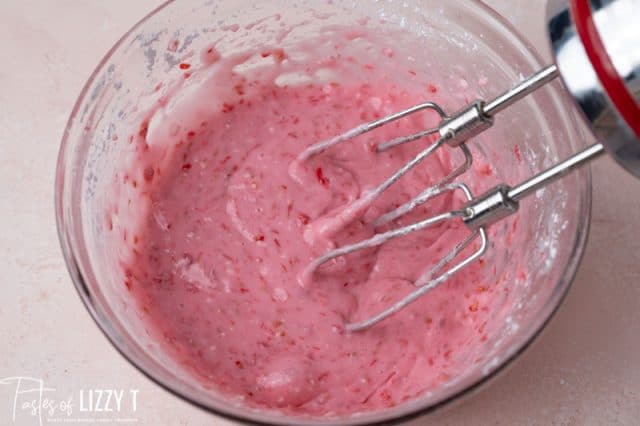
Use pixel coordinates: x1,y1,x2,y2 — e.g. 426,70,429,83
113,27,503,416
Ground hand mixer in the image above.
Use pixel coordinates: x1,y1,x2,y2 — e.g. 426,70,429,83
296,0,640,331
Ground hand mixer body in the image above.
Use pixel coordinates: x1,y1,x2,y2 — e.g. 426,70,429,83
548,0,640,176
295,0,640,331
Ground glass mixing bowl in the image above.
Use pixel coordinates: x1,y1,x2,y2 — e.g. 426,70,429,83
55,0,592,424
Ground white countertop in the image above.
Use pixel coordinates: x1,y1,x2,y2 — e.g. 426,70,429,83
1,1,639,424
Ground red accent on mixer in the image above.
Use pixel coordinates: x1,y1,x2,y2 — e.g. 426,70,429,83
571,0,640,138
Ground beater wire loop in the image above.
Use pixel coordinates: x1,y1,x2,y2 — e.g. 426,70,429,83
296,102,447,161
346,228,487,332
375,144,473,225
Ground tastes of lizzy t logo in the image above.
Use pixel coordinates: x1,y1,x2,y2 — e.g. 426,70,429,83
0,377,139,425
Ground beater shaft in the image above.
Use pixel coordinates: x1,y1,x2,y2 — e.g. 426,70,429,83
439,64,560,149
484,64,559,116
507,143,604,201
463,142,605,230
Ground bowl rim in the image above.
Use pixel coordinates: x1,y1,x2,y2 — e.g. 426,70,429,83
55,1,593,424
